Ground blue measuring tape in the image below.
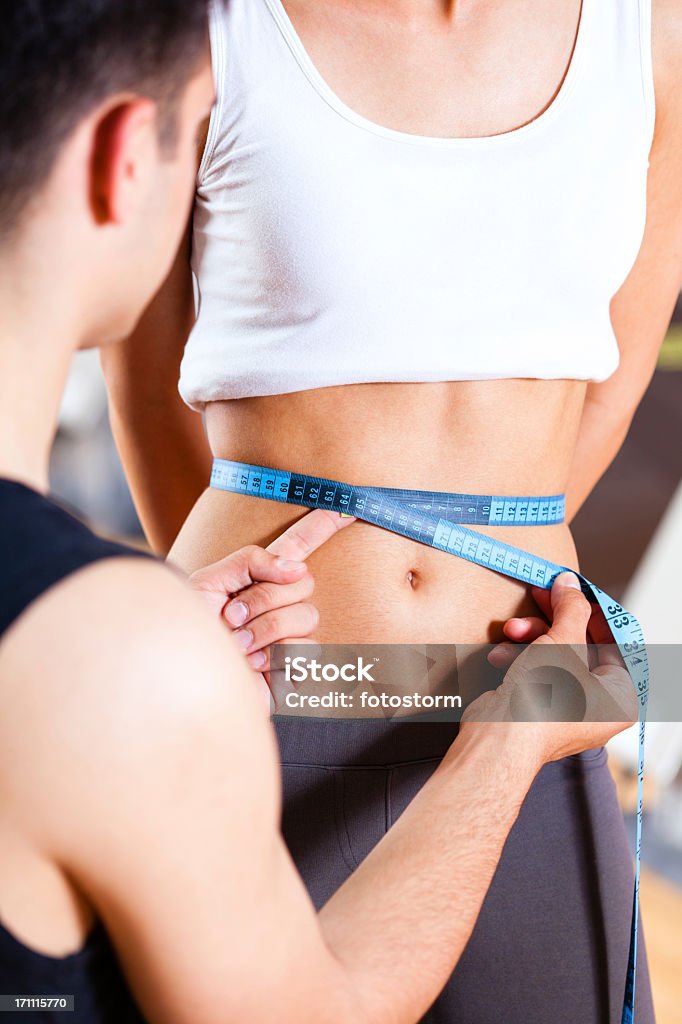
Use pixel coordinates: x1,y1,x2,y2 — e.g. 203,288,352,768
211,457,648,1023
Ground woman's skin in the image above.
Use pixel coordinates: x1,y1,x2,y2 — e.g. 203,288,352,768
103,0,682,655
173,381,585,650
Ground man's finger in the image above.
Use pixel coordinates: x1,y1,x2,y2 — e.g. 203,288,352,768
488,642,526,669
537,577,625,668
487,615,548,669
224,574,315,629
545,572,592,645
585,602,616,644
266,508,355,561
502,616,549,642
232,603,320,658
267,639,321,708
532,582,608,647
189,545,309,602
590,664,639,723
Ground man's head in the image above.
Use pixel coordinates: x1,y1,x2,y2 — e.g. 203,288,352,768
0,0,216,345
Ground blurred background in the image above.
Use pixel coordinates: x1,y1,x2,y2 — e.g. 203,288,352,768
51,315,682,1022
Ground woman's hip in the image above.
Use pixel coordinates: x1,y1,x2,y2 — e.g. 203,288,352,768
274,716,654,1024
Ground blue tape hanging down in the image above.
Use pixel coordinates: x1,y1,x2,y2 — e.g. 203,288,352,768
211,457,648,1024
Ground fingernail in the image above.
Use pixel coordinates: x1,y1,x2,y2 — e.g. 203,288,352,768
234,628,253,650
555,571,581,590
225,600,249,626
277,559,306,572
248,650,266,670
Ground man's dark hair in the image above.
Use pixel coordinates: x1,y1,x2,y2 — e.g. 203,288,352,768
0,0,213,236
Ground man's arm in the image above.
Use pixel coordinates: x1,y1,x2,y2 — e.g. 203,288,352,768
100,222,209,555
2,561,620,1024
566,0,682,520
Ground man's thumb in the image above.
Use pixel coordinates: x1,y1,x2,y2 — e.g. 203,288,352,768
553,571,582,593
548,572,591,643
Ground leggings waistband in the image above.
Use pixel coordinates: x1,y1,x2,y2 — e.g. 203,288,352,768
273,715,458,767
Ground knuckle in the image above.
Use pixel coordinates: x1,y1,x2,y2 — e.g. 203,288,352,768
246,580,285,618
255,581,277,607
290,538,310,560
227,548,247,567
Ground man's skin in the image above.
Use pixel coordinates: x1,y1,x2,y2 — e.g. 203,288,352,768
0,42,636,1024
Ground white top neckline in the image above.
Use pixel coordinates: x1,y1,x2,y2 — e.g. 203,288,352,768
262,0,590,149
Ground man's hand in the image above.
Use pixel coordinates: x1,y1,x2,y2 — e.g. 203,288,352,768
487,575,615,669
461,572,638,771
187,510,354,672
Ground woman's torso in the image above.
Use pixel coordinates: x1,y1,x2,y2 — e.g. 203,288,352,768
171,0,654,645
170,379,586,645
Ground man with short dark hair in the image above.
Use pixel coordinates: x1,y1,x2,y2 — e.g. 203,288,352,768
0,3,636,1022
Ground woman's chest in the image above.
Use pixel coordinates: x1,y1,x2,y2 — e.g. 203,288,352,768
279,0,583,140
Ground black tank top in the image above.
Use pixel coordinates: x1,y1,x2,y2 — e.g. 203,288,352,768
0,478,150,1023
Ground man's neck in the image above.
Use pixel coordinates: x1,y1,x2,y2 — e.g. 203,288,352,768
0,262,78,494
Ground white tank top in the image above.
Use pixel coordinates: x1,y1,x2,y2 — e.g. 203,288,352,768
179,0,655,409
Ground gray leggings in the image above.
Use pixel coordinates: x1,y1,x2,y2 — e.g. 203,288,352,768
275,717,654,1024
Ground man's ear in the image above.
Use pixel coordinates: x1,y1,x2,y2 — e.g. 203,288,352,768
89,98,158,226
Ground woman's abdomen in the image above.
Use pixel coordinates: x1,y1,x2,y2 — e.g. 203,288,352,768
170,378,586,646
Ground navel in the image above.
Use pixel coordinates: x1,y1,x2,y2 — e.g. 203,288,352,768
405,569,420,590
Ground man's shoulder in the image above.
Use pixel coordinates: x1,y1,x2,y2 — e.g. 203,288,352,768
0,549,255,751
0,479,153,636
0,546,278,884
0,544,273,833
